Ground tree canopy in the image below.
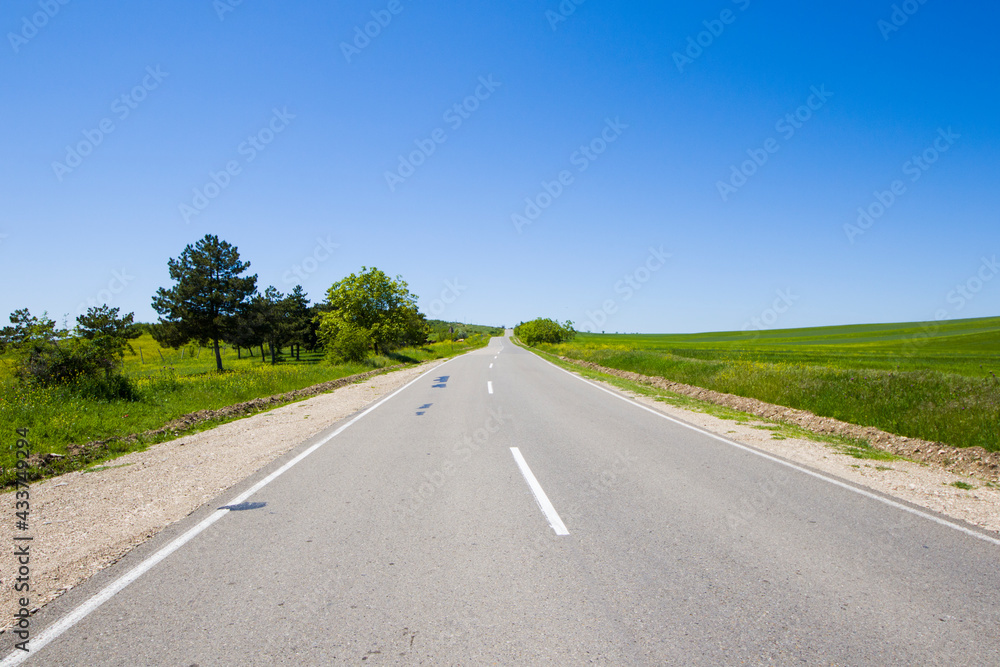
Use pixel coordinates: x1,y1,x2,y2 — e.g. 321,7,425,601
318,267,421,356
514,318,576,345
75,305,139,378
0,306,139,398
151,234,257,371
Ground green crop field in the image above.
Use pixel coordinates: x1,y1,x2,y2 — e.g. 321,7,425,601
535,316,1000,452
0,332,493,485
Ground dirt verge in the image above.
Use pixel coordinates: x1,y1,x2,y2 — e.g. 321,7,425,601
561,357,1000,485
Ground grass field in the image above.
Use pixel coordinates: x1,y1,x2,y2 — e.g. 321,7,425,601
534,316,1000,452
0,333,492,485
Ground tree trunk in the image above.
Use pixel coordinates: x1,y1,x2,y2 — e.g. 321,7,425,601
236,346,241,359
295,344,300,361
213,338,223,371
260,343,266,361
269,342,276,365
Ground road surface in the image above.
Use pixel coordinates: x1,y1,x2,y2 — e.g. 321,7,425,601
4,333,998,665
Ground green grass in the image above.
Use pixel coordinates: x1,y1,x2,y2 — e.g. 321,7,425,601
0,333,491,486
534,317,1000,452
524,344,890,459
578,316,1000,377
832,439,902,461
950,481,975,490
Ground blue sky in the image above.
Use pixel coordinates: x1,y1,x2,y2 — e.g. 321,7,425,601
2,0,998,333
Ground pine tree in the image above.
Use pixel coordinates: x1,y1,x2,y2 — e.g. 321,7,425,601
151,235,257,371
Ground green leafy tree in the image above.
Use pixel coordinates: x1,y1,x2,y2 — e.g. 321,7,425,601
399,308,430,347
151,235,257,371
514,318,576,345
317,311,372,363
319,267,420,355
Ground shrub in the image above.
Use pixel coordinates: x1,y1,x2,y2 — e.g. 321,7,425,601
515,318,576,345
74,374,142,402
318,313,372,363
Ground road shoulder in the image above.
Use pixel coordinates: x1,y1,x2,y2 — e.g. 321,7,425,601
530,348,1000,538
0,359,447,631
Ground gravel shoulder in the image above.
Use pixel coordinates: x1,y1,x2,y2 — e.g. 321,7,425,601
574,369,1000,538
0,360,446,631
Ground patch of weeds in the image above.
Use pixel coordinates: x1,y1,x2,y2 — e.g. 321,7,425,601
833,438,902,461
831,438,902,462
771,434,787,440
950,481,975,490
874,465,894,471
850,464,861,468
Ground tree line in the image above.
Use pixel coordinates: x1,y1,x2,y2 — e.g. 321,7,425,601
151,235,429,371
1,234,435,397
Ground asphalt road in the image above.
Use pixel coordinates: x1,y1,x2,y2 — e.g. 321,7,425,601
5,333,999,665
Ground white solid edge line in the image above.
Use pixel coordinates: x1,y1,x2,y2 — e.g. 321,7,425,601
510,448,569,536
538,355,1000,548
0,358,459,667
487,381,494,394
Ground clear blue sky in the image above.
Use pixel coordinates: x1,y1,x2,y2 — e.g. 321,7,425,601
2,0,998,333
